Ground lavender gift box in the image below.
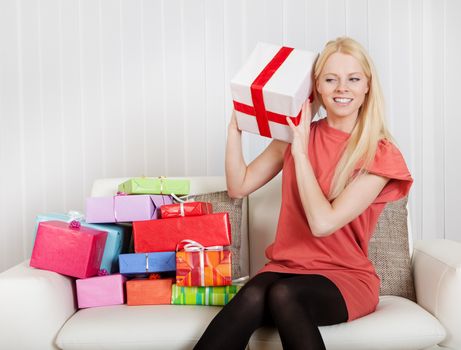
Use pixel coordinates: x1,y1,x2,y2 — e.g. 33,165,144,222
119,252,176,275
85,194,173,224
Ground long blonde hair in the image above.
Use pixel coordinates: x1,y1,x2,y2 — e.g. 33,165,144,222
313,37,393,200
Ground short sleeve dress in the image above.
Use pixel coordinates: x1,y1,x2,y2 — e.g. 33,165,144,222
258,118,413,321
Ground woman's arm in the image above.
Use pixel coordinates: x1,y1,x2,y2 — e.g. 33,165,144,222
226,111,288,198
292,154,388,237
287,102,389,237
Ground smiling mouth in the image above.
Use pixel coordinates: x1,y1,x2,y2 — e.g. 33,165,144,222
333,97,353,104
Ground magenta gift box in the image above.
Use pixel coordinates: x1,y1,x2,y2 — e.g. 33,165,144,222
85,194,173,223
30,221,108,279
76,274,127,308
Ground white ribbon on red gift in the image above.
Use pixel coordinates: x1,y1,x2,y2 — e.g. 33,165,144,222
171,193,186,217
176,239,224,286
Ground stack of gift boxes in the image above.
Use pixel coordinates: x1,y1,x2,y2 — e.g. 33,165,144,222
29,177,242,309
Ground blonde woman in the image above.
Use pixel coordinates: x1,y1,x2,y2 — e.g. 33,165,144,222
194,37,413,350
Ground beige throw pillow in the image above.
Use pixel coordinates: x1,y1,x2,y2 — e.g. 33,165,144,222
185,191,244,279
369,196,416,301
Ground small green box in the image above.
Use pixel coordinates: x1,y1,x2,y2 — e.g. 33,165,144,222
118,177,190,196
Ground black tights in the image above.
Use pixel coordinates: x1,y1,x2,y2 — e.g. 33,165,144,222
194,272,348,350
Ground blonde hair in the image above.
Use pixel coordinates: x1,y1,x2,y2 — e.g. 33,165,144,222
313,37,393,200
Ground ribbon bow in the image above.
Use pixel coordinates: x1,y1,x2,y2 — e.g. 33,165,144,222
69,220,81,229
67,210,85,222
177,239,223,286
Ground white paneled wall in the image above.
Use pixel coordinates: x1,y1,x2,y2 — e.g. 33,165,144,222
0,0,460,272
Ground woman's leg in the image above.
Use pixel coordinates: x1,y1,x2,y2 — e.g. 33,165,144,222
193,272,283,350
267,274,348,350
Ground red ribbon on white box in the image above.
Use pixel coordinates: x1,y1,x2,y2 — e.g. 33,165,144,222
233,46,302,138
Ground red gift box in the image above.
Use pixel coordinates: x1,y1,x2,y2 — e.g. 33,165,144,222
133,212,231,253
30,221,108,279
160,201,213,219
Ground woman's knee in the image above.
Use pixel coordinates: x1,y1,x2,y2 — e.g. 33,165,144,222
234,283,267,308
267,280,297,307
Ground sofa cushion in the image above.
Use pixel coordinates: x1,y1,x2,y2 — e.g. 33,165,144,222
369,196,416,300
187,191,244,279
249,296,445,350
56,296,445,350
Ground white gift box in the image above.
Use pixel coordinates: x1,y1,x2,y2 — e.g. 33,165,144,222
230,42,317,143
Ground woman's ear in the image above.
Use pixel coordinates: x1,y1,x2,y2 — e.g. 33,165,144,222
316,79,322,96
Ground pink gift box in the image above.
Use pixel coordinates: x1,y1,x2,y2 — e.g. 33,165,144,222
76,274,127,308
30,221,108,279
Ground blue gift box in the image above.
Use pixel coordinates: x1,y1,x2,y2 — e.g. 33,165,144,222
119,252,176,275
35,212,131,274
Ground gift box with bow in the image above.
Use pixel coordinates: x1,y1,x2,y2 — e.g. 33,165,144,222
171,284,241,306
30,220,108,279
35,212,131,274
133,212,231,253
175,240,232,287
85,193,173,224
160,199,212,219
230,42,317,143
118,177,190,196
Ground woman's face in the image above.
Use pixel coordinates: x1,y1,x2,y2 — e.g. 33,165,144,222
316,52,369,121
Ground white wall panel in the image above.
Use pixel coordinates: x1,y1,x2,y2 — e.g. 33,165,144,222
100,0,125,178
19,0,45,254
41,0,65,216
61,0,85,215
444,0,461,241
327,0,346,39
121,0,145,177
81,0,105,196
409,0,423,240
183,0,207,176
142,0,166,176
345,0,368,47
1,0,461,272
284,0,307,48
205,0,226,175
164,0,186,176
0,0,25,267
421,0,445,240
306,0,328,52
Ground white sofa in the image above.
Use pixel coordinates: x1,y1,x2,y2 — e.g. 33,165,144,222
0,176,460,350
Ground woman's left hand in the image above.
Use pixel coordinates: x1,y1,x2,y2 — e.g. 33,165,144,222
286,98,313,157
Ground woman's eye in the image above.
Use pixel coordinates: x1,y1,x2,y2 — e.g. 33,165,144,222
349,77,360,82
325,78,336,83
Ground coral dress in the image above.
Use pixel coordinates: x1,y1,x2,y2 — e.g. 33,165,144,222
258,118,413,321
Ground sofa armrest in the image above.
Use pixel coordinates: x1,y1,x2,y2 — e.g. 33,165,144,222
412,239,461,349
0,260,77,350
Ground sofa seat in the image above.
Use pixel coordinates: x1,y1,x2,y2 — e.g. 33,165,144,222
55,296,445,350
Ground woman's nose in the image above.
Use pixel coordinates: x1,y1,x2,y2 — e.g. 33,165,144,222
335,79,349,92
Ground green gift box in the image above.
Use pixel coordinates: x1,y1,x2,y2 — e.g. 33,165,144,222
118,177,190,196
171,284,241,306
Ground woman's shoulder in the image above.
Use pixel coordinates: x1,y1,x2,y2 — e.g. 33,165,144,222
375,138,405,161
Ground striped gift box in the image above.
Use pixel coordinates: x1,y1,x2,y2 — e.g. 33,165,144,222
171,284,242,306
